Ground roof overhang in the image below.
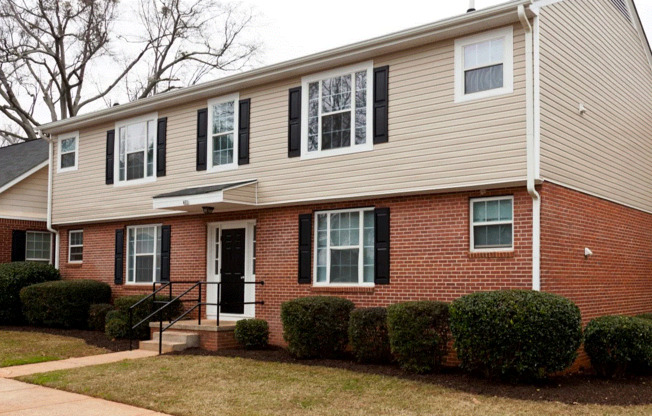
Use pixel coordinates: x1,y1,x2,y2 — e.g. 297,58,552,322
152,180,257,212
39,0,532,135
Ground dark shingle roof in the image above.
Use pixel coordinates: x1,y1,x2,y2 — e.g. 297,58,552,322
153,180,256,199
0,140,49,190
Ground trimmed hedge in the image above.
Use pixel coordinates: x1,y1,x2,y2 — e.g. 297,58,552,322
234,319,269,349
636,313,652,322
348,307,392,363
20,280,111,329
387,301,450,373
105,295,183,340
0,262,60,324
450,290,582,381
281,296,354,359
584,315,652,377
88,303,114,332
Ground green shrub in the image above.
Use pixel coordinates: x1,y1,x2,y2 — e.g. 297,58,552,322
88,303,114,332
281,296,354,359
0,262,60,324
105,295,183,340
584,315,652,377
450,290,582,381
348,307,392,363
387,301,450,373
636,313,652,322
20,280,111,329
234,319,269,349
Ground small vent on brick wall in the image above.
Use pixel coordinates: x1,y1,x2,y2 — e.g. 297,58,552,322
610,0,632,22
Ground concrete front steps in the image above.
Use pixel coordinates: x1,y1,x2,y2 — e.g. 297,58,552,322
140,331,199,353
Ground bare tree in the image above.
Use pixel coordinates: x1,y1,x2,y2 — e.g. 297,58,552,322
0,0,258,144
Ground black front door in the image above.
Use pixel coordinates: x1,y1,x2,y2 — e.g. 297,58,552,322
220,228,246,314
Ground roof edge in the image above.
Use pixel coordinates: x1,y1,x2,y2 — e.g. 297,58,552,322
0,160,48,195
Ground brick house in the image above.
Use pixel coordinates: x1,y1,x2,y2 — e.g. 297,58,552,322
0,140,52,265
37,0,652,350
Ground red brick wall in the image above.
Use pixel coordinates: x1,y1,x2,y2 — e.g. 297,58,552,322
540,182,652,321
58,187,533,345
0,218,49,263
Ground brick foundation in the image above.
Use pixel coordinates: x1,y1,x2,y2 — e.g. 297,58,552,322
0,218,49,264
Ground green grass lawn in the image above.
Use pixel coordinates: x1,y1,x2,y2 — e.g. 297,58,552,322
18,354,652,416
0,329,109,367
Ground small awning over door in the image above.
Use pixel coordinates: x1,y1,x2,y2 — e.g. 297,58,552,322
152,180,257,213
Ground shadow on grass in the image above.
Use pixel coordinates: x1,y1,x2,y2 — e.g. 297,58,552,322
0,325,130,352
177,347,652,407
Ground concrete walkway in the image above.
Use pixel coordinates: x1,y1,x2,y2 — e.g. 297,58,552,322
0,349,157,378
0,378,169,415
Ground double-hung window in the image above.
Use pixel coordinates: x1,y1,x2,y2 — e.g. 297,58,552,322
470,196,513,251
115,114,157,184
68,230,83,263
25,231,52,263
58,132,78,172
207,94,239,171
301,62,373,158
315,208,375,286
454,27,513,102
127,225,162,284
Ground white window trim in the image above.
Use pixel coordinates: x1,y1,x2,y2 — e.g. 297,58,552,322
113,112,158,187
469,195,514,253
25,231,52,264
57,131,79,173
300,61,374,160
126,224,162,285
207,93,239,173
313,207,375,287
68,229,83,263
454,26,514,103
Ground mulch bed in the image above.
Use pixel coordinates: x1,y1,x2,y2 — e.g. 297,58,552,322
178,347,652,407
0,326,131,352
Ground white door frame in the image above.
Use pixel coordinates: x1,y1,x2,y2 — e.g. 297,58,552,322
206,219,257,320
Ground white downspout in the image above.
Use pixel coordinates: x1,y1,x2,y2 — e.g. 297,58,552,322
39,130,60,269
519,4,541,291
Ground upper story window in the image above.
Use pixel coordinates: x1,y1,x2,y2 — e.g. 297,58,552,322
58,132,78,172
208,93,239,171
470,196,513,252
68,230,83,263
115,113,157,185
26,231,52,264
127,225,162,284
454,27,513,103
314,208,375,286
301,62,373,159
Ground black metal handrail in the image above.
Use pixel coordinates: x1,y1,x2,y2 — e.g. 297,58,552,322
128,280,264,354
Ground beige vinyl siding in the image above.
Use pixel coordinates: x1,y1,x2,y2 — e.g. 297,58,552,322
0,166,48,220
52,24,528,225
538,0,652,212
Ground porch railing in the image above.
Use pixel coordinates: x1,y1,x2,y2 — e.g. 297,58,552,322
128,280,264,354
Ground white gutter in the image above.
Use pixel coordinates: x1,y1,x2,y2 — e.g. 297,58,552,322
519,4,541,291
38,130,60,269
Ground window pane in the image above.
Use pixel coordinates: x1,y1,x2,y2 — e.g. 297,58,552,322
322,75,351,113
308,82,320,152
490,38,504,63
147,120,155,177
136,227,155,253
474,224,512,248
500,199,513,221
70,247,83,262
363,211,374,283
212,133,234,166
486,201,500,221
26,233,51,261
61,137,76,153
119,128,126,181
212,101,234,134
330,249,359,283
128,230,135,282
465,39,503,70
464,64,503,94
135,256,154,283
126,152,145,180
473,201,486,222
125,123,146,152
321,112,351,150
500,224,512,246
61,153,75,168
70,232,83,246
330,212,359,246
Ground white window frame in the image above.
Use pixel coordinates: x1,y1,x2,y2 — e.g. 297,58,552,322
68,230,83,263
469,195,514,252
300,61,374,160
313,207,375,287
25,231,52,264
57,131,79,173
207,93,239,172
126,224,162,285
454,26,514,103
114,113,158,187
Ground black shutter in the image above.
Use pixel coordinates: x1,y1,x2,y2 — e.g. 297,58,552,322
298,213,312,283
156,117,167,177
11,230,26,262
374,207,390,284
288,87,301,157
106,129,115,184
373,66,389,144
114,229,124,285
160,225,171,283
238,99,251,165
196,108,208,171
